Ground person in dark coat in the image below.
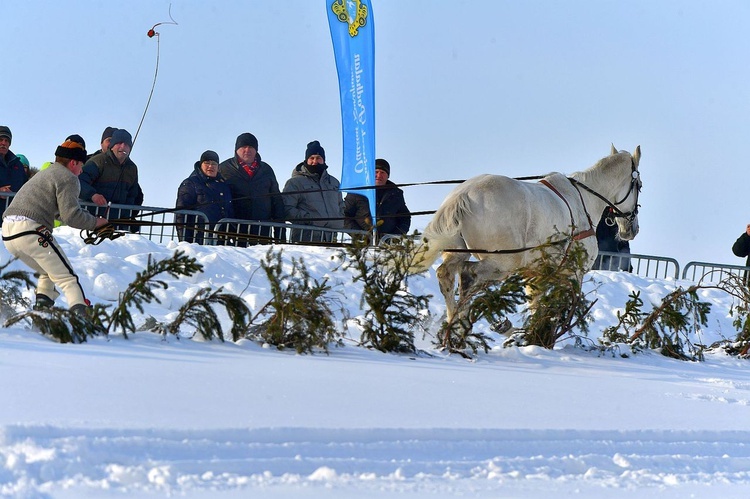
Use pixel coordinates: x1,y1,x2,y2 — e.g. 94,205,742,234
0,126,29,221
732,224,750,284
175,150,234,245
344,158,410,241
79,128,144,232
218,133,285,245
593,206,632,271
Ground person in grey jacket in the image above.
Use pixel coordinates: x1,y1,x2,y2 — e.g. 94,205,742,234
282,141,344,243
1,140,109,315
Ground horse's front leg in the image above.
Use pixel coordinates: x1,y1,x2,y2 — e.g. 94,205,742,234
436,253,466,323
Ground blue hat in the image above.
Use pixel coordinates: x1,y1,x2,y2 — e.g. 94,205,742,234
110,129,133,149
16,154,29,167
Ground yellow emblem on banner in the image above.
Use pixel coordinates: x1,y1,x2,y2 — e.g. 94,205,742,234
331,0,368,37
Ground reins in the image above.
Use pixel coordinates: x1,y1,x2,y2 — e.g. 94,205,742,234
77,162,640,252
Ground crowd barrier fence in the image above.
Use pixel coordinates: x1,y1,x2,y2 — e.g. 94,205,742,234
2,193,749,284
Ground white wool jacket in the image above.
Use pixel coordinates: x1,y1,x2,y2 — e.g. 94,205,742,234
5,162,98,230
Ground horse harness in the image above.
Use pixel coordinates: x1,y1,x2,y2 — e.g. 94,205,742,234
448,156,641,256
539,179,595,242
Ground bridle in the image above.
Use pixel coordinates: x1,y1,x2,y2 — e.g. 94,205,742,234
569,156,641,229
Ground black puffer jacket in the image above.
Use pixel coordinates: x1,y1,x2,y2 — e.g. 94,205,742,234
218,153,285,242
343,180,410,237
732,231,750,267
175,162,234,244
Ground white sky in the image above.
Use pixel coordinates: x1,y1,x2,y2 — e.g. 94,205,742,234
3,0,750,267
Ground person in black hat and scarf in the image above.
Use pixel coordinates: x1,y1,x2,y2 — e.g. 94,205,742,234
175,150,234,244
1,140,109,316
218,132,285,245
282,140,344,243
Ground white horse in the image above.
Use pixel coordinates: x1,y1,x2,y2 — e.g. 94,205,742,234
410,145,642,325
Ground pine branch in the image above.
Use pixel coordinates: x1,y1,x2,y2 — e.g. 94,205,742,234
107,250,203,336
167,287,250,341
4,307,106,343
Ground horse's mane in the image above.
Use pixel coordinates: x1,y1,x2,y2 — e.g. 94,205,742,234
570,151,629,187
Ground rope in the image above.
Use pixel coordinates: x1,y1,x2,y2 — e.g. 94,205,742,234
133,5,179,148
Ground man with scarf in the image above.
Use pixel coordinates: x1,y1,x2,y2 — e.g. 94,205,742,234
218,132,285,245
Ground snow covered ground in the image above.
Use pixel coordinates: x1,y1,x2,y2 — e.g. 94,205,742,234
2,228,750,498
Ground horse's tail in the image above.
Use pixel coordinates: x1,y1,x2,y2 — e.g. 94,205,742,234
408,190,471,274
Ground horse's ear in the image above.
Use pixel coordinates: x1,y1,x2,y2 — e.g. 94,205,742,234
633,145,641,166
610,143,618,155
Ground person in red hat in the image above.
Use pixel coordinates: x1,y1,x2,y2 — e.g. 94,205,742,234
1,140,109,316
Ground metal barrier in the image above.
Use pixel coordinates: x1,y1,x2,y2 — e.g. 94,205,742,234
78,201,210,245
682,261,750,284
593,250,680,280
213,218,369,247
3,190,750,284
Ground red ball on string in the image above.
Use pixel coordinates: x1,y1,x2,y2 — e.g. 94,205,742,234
147,29,156,38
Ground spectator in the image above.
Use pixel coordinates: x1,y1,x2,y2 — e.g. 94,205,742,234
282,140,344,243
79,128,144,232
0,126,28,221
344,158,411,241
593,207,632,271
87,126,117,160
175,150,234,245
218,132,285,245
1,140,109,316
732,224,750,284
16,154,31,179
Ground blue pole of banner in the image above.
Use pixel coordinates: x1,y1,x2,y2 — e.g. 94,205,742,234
326,0,377,229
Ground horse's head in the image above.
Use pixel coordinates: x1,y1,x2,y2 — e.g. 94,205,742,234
608,144,641,242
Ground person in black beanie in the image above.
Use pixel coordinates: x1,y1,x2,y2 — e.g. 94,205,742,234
218,132,285,245
87,126,117,160
79,128,144,233
0,125,28,195
344,158,411,241
175,150,234,244
282,140,344,243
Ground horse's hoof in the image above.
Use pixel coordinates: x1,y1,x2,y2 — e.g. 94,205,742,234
491,318,513,334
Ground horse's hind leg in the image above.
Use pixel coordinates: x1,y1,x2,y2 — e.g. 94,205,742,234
457,259,513,331
436,252,468,323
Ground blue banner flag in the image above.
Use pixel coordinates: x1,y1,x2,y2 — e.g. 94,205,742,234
327,0,377,226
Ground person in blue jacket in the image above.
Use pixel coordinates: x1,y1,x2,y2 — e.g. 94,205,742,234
175,150,234,244
0,126,28,221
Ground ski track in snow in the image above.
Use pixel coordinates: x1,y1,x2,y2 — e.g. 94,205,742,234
3,426,750,497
